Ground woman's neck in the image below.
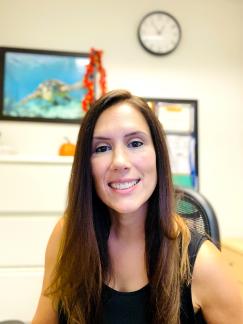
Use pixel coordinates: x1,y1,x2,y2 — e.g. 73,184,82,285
107,210,148,291
109,209,146,243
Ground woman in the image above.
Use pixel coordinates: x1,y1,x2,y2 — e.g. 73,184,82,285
32,90,243,324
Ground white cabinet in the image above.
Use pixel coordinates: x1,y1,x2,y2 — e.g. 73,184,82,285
0,268,44,321
0,155,73,322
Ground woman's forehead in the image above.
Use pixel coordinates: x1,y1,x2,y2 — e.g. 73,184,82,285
93,103,149,134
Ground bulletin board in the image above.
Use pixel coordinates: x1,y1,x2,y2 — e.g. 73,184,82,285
145,98,198,190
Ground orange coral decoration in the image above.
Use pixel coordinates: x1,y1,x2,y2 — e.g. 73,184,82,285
82,48,107,112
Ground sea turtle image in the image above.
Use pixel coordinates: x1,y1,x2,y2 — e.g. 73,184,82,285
20,79,83,106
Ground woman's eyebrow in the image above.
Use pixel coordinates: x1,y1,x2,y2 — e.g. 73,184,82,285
92,131,148,141
124,131,148,138
92,136,111,140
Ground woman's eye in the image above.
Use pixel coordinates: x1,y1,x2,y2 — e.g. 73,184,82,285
95,145,111,153
128,140,143,148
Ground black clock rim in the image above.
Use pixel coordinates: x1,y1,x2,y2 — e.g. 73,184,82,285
137,10,182,56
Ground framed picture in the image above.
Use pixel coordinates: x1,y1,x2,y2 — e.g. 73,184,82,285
145,97,198,190
0,47,90,124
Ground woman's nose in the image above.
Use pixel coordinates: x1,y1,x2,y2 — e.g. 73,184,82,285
110,147,130,171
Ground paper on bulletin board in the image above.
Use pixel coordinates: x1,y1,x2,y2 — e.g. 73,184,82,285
166,135,195,175
155,102,194,132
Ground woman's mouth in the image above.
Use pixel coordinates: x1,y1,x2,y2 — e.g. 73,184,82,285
108,179,140,190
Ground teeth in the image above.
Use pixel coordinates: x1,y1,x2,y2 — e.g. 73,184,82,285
110,179,139,190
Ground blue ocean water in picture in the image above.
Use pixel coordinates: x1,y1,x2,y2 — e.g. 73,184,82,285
3,52,89,120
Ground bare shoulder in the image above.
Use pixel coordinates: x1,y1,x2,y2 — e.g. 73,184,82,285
31,217,65,324
45,216,65,265
192,240,243,324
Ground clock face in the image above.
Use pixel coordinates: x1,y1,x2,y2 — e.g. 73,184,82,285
137,11,181,55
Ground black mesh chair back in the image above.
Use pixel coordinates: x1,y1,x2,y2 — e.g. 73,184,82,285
175,187,221,324
175,187,220,249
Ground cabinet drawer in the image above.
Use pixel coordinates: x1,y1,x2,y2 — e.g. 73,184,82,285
0,214,60,266
0,267,43,322
0,162,71,212
222,247,243,283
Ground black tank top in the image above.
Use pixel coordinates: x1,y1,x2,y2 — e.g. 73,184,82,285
59,231,207,324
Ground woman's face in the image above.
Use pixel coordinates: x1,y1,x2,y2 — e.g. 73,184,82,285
91,103,157,216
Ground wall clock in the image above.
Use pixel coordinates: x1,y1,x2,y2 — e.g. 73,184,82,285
137,11,182,56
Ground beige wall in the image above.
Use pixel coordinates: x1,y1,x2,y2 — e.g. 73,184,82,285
0,0,243,237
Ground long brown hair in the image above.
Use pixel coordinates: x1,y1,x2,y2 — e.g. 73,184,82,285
47,90,190,323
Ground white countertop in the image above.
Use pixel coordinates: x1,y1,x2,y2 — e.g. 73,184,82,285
222,238,243,254
0,154,74,164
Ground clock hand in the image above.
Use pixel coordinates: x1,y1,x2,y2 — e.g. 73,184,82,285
150,20,161,35
157,26,165,35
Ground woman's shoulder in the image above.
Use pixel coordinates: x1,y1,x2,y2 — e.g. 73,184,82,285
45,217,65,264
187,230,207,268
192,239,243,323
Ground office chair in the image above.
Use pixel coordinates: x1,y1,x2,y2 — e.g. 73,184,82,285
175,187,221,324
175,187,220,249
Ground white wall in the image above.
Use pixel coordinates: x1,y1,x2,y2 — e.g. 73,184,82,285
0,0,243,237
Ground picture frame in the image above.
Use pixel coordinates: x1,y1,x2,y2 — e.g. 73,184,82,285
145,97,198,190
0,47,90,124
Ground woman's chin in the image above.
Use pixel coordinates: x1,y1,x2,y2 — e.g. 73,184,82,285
108,202,147,217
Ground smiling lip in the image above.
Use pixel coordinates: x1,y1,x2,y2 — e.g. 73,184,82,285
108,179,141,190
